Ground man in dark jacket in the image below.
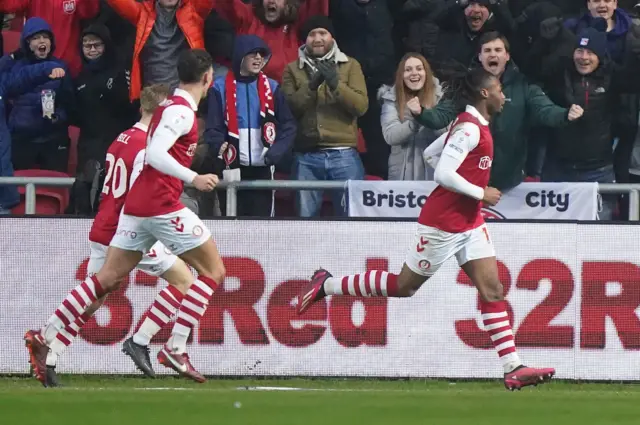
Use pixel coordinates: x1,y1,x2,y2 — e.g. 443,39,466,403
73,24,134,175
417,32,582,190
7,17,75,173
429,0,517,82
542,22,640,219
204,34,296,217
0,57,67,213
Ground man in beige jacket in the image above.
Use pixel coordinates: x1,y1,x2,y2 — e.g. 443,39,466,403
282,15,368,217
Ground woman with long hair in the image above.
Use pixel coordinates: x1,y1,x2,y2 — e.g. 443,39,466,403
378,53,447,180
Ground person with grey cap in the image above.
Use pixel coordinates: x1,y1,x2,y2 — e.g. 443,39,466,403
282,15,368,218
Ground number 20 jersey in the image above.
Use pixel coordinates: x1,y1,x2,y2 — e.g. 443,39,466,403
88,123,148,246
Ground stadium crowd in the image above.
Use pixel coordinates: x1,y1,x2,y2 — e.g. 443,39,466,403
1,0,640,219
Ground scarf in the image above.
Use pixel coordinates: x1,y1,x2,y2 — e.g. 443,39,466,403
299,41,339,73
223,71,276,168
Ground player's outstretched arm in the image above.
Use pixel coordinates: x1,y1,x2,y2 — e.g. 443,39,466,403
433,122,485,201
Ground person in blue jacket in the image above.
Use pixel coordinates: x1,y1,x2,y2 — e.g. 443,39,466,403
6,17,75,173
0,56,67,213
204,34,296,217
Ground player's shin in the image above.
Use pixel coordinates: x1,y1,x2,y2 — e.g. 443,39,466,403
481,299,522,373
41,276,106,345
323,271,400,297
167,276,218,354
133,286,185,346
45,312,92,367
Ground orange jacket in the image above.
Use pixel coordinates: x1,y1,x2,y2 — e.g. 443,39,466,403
107,0,212,101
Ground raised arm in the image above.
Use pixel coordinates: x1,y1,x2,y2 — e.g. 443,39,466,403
1,60,60,98
212,0,252,28
105,0,142,25
0,0,29,13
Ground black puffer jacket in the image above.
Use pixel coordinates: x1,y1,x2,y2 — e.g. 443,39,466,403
546,59,640,169
330,0,396,88
72,24,135,172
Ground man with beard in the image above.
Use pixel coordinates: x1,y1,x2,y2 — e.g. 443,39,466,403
6,17,76,173
106,0,213,101
215,0,329,82
281,15,368,217
205,34,296,216
416,32,584,190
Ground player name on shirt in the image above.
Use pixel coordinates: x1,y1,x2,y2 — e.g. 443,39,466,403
88,123,149,246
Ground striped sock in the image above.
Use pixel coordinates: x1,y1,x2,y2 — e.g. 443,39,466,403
481,300,521,373
42,276,105,344
133,286,184,347
322,271,399,297
169,276,218,354
45,312,92,367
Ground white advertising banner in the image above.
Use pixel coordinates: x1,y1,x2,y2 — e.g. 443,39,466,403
347,181,599,220
1,219,639,381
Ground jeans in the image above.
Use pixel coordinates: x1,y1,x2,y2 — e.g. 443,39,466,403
542,161,616,220
0,207,11,215
293,148,364,217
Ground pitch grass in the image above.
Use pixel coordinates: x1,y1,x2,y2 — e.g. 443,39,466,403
0,376,639,425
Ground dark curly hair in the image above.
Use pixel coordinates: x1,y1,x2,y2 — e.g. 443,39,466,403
253,0,301,27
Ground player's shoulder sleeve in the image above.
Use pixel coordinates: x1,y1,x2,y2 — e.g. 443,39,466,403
442,122,480,161
159,104,196,138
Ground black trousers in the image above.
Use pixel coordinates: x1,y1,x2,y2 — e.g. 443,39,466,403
12,132,70,173
218,166,273,217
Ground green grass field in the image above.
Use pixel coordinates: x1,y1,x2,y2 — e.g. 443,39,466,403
1,376,639,425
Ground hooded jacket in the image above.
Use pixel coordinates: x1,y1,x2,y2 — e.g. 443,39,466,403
7,17,75,140
0,0,100,76
0,56,61,209
72,24,135,172
204,35,296,168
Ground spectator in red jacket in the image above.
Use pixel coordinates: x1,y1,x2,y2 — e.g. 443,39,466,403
215,0,329,82
0,0,100,77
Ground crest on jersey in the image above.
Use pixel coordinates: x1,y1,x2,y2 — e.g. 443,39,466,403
186,143,197,157
224,144,238,166
263,122,276,145
478,156,492,170
63,0,76,13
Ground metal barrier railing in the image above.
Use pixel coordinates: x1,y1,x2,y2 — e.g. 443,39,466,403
0,177,639,220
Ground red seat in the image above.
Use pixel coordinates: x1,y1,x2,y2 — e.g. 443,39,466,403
67,126,80,176
9,15,25,31
2,30,21,55
10,169,71,215
357,129,367,153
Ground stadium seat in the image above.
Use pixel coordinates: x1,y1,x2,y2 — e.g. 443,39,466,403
2,30,21,55
357,129,367,153
67,126,80,176
10,170,70,215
